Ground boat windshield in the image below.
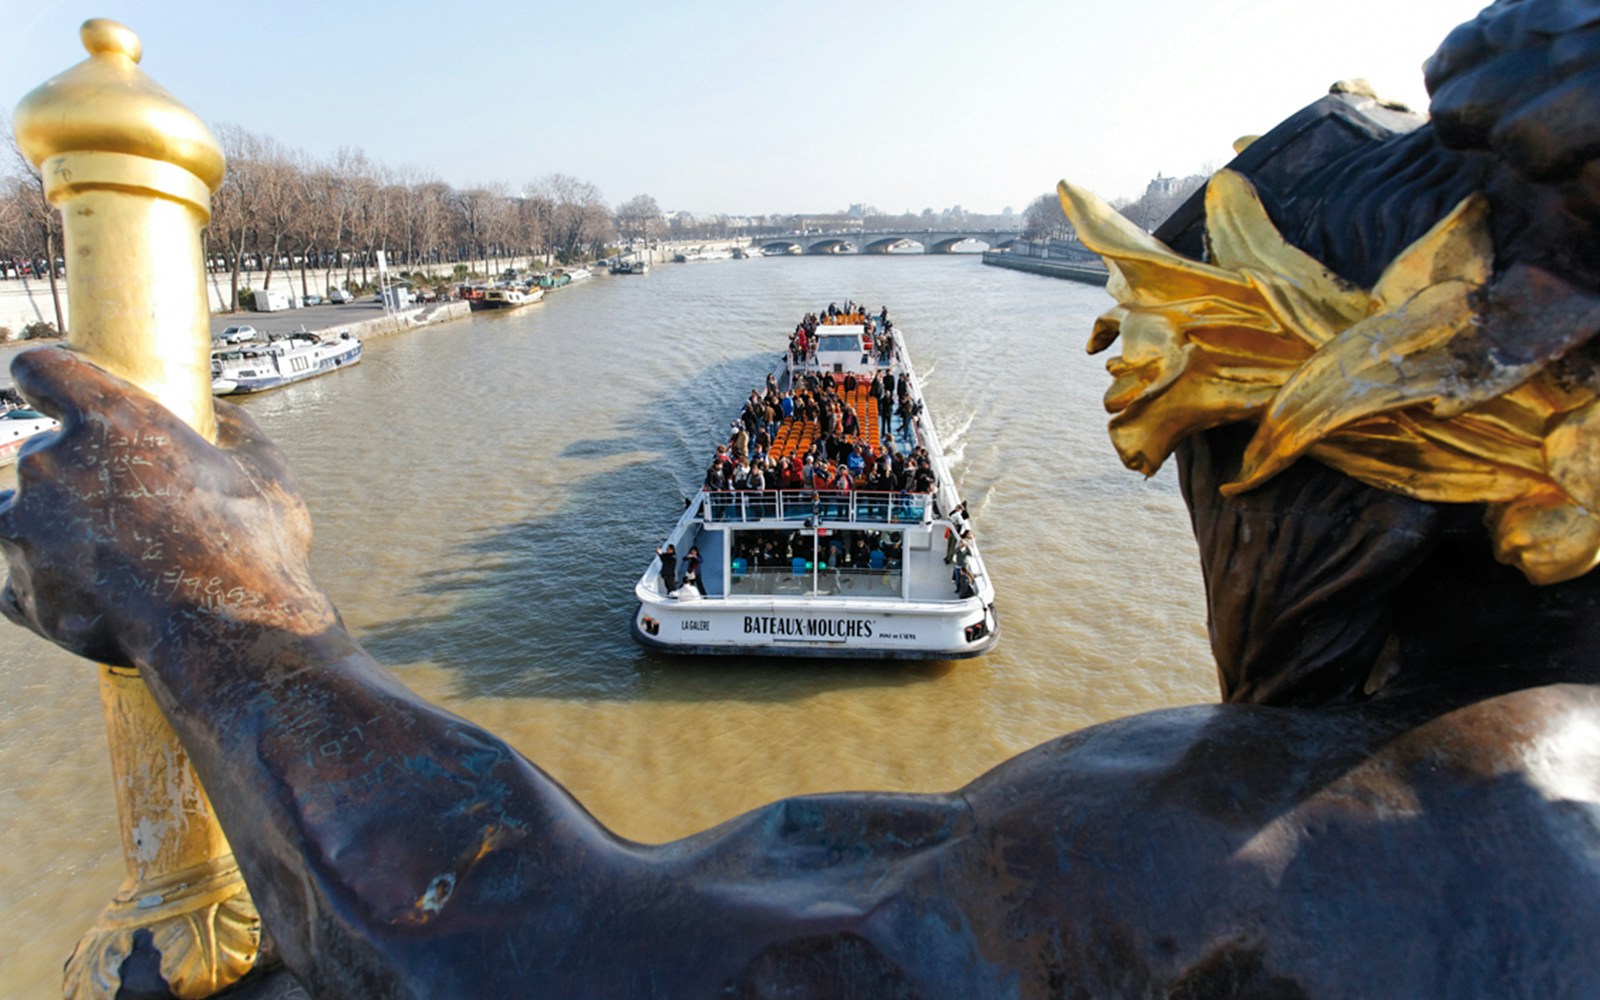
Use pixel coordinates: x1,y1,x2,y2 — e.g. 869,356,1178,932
816,334,861,353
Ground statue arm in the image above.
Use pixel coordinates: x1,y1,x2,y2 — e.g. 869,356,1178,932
0,348,631,987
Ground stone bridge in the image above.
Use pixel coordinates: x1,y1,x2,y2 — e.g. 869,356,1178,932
749,229,1023,255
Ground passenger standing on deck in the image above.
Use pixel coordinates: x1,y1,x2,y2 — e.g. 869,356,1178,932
681,547,705,595
765,397,780,441
657,544,678,594
748,463,768,517
842,405,860,440
897,394,915,438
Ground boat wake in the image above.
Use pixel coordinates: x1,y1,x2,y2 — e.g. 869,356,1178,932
939,408,978,467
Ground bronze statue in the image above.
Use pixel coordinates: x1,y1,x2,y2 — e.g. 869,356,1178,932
6,1,1600,996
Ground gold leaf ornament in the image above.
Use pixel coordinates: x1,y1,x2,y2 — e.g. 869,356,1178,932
1060,170,1600,584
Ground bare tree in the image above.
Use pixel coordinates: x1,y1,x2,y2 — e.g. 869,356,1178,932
450,185,502,278
614,194,664,249
479,181,514,274
1022,192,1075,242
3,112,66,331
250,135,300,292
507,191,550,270
403,177,452,272
288,151,330,297
539,173,611,263
344,157,385,287
210,124,269,312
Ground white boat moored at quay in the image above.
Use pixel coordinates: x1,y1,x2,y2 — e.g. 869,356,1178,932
0,403,58,467
633,306,997,658
211,330,363,395
471,285,544,311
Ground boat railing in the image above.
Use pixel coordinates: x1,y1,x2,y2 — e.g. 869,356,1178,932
700,489,932,525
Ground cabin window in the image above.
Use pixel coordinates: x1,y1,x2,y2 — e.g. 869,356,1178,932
816,334,859,353
727,528,902,598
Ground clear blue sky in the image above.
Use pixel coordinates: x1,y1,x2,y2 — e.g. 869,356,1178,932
3,0,1491,216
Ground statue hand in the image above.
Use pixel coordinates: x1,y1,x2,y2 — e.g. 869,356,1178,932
0,347,336,667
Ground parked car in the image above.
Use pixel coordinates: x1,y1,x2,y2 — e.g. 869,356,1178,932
220,325,258,344
328,288,354,304
302,294,323,306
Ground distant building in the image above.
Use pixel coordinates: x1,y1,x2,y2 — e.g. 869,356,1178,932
1146,174,1187,198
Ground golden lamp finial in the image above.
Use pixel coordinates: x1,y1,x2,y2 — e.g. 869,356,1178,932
15,19,224,192
13,17,224,440
13,19,260,1000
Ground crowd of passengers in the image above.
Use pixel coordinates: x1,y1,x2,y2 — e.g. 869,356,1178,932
706,377,935,501
788,301,897,368
729,529,904,572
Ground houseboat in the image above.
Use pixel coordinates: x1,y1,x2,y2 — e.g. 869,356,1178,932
211,330,363,395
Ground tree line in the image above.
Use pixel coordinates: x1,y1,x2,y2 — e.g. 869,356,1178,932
0,118,645,319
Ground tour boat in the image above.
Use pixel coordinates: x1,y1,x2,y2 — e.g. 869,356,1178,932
471,285,544,311
0,404,58,466
632,312,998,658
211,330,363,395
610,260,649,275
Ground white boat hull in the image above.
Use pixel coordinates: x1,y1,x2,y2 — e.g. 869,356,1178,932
633,593,997,659
212,336,362,395
632,317,998,660
0,410,59,467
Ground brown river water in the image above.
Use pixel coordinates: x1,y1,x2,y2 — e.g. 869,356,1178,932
0,254,1216,992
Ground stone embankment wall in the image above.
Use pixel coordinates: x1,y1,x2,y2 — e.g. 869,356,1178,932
334,300,471,341
0,257,529,337
980,249,1109,287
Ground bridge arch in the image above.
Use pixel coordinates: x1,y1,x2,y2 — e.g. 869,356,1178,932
928,236,992,253
807,239,857,255
863,238,924,254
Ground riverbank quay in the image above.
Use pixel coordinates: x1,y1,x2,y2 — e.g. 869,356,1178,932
0,301,470,391
0,254,541,335
981,247,1109,287
205,298,470,344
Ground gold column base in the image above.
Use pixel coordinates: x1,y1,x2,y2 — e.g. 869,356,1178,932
65,667,262,999
64,854,259,1000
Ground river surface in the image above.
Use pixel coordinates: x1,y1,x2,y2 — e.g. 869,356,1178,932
0,255,1216,992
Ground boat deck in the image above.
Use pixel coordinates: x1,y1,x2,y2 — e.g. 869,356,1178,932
770,371,902,459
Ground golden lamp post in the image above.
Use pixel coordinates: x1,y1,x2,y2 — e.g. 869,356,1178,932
13,20,261,999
